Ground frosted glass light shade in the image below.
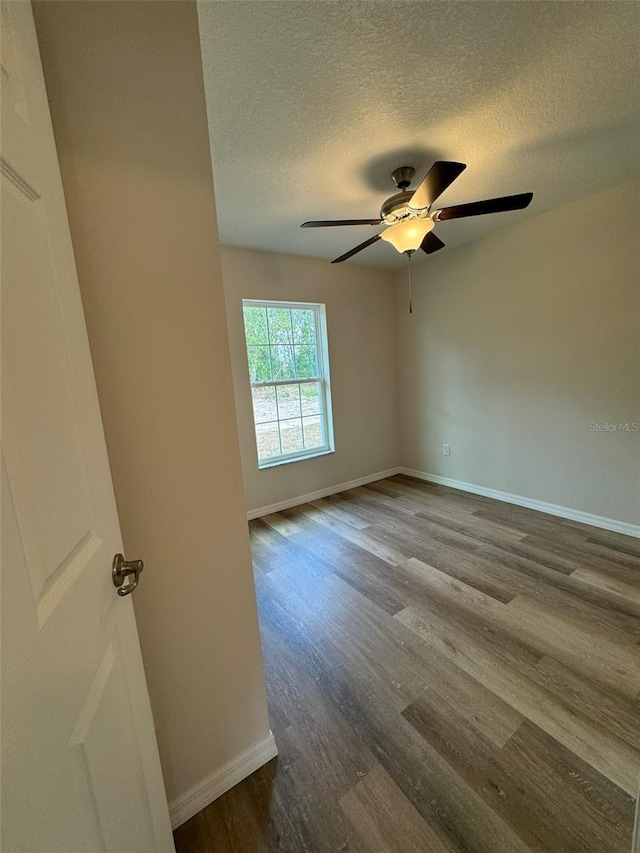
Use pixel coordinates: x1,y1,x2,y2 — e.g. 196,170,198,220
380,218,434,253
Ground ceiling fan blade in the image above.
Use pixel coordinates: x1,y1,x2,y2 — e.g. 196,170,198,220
408,161,467,211
331,234,381,263
301,219,381,228
421,232,445,254
435,192,533,221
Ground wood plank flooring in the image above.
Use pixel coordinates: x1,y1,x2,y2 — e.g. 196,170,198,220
174,476,640,853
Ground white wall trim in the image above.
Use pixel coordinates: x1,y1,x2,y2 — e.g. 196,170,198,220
246,465,639,537
632,776,640,853
246,468,402,520
169,731,278,829
399,468,640,539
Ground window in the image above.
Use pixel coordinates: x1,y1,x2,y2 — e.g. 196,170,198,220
242,300,334,468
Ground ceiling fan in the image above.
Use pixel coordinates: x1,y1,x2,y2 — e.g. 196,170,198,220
301,162,533,263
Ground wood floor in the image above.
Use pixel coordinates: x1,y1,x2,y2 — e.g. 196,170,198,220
174,475,640,853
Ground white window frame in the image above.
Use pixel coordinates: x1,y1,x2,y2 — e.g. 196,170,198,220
243,299,335,469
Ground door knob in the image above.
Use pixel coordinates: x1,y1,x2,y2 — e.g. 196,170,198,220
112,553,144,597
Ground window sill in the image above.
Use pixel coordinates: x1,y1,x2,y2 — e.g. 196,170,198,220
258,448,335,470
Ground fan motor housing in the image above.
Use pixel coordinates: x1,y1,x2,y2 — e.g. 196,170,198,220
380,190,418,224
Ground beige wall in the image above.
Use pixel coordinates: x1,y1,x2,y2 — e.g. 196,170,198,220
395,179,640,526
34,1,271,805
220,246,399,513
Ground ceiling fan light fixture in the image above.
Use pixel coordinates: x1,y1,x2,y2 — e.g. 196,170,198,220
380,218,434,253
303,160,533,264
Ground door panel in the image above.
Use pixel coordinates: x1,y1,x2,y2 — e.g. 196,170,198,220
2,177,99,615
69,633,156,851
1,4,175,851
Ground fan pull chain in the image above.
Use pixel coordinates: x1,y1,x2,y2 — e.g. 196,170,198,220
407,251,413,314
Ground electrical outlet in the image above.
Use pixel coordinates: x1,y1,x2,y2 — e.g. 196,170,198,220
443,443,450,456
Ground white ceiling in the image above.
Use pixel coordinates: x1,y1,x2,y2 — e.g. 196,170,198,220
198,1,640,270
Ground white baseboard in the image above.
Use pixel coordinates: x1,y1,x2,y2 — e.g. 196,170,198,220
246,468,401,520
398,468,640,539
246,464,639,537
632,778,640,853
169,731,278,829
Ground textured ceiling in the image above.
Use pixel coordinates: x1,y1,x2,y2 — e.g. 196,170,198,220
198,1,640,270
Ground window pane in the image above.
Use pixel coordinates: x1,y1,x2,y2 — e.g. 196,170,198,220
266,308,293,345
291,309,315,344
270,345,295,380
255,422,281,460
303,415,324,449
276,384,301,419
252,386,277,423
280,419,303,454
300,382,320,415
243,306,268,345
294,345,318,378
246,346,272,382
243,300,332,467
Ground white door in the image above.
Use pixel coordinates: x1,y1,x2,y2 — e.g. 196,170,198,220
1,4,175,851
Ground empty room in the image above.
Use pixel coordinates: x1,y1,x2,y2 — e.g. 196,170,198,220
2,1,639,852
